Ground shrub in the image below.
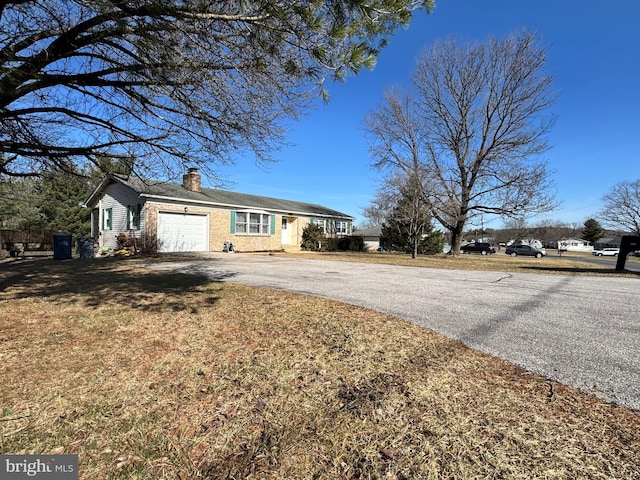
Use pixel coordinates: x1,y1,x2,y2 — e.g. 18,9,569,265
301,223,326,251
324,235,365,252
347,235,365,252
325,237,339,252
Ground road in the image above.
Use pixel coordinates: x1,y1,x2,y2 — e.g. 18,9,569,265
145,254,640,410
559,253,640,272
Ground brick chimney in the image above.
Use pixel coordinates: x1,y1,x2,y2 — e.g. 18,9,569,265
183,167,201,193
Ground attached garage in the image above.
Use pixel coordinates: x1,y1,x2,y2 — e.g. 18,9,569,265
157,212,209,252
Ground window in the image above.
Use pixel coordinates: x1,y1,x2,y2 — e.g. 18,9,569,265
103,208,112,230
235,211,270,235
127,204,142,230
312,218,326,233
335,221,348,235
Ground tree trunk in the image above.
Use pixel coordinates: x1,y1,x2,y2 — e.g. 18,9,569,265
448,220,466,256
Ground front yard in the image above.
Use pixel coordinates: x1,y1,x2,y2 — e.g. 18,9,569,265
0,257,638,478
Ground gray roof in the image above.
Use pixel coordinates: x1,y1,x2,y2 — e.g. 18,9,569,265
354,225,382,237
91,174,353,220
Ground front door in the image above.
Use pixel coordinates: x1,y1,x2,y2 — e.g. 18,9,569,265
281,218,289,245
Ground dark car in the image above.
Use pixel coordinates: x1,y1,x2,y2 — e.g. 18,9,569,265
460,242,496,255
505,244,546,258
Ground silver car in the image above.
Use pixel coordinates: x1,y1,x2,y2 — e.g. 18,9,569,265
592,248,620,256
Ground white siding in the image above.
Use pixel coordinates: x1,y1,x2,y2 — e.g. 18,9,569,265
96,182,145,250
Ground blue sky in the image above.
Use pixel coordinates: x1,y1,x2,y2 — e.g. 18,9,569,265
217,0,640,229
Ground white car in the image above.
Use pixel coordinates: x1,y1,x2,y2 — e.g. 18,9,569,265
592,248,619,256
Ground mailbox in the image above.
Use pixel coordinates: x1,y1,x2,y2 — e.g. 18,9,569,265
615,236,640,271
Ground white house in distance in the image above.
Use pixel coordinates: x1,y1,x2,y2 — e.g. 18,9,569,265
557,238,593,252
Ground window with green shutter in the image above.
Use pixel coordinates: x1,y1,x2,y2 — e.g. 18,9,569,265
230,211,236,234
311,218,326,233
233,211,272,235
127,204,142,230
103,208,113,230
134,204,142,229
335,221,348,235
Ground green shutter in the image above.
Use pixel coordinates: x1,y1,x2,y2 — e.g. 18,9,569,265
230,211,236,234
270,215,276,235
126,206,131,229
101,209,105,230
135,204,142,229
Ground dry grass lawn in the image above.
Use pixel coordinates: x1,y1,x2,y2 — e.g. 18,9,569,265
0,256,638,479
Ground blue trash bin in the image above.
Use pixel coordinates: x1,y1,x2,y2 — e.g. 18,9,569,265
53,234,73,260
77,237,95,259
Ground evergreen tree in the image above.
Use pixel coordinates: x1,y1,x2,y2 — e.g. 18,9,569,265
582,218,606,245
417,229,446,255
1,164,109,236
380,216,444,256
0,176,45,229
379,175,442,257
37,167,94,237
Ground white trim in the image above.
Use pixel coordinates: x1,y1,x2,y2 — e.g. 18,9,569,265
234,211,271,236
236,208,270,215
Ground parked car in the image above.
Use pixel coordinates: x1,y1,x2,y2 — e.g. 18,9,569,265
592,248,619,256
505,244,546,258
460,242,496,255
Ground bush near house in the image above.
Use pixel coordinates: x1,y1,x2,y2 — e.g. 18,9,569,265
300,223,326,251
325,236,366,252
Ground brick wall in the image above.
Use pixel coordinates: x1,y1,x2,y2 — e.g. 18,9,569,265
146,202,311,252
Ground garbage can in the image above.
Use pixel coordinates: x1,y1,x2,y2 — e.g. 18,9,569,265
52,234,73,260
77,237,95,259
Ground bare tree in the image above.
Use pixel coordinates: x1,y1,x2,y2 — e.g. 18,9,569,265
361,182,397,227
501,217,528,244
530,218,568,247
1,0,431,179
366,31,558,255
598,179,640,235
363,87,435,237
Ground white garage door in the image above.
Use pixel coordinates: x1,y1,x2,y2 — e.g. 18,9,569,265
157,212,209,252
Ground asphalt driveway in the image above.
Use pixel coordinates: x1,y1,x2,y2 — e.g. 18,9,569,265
145,254,640,410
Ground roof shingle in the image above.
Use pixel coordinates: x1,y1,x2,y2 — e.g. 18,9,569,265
111,175,353,219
